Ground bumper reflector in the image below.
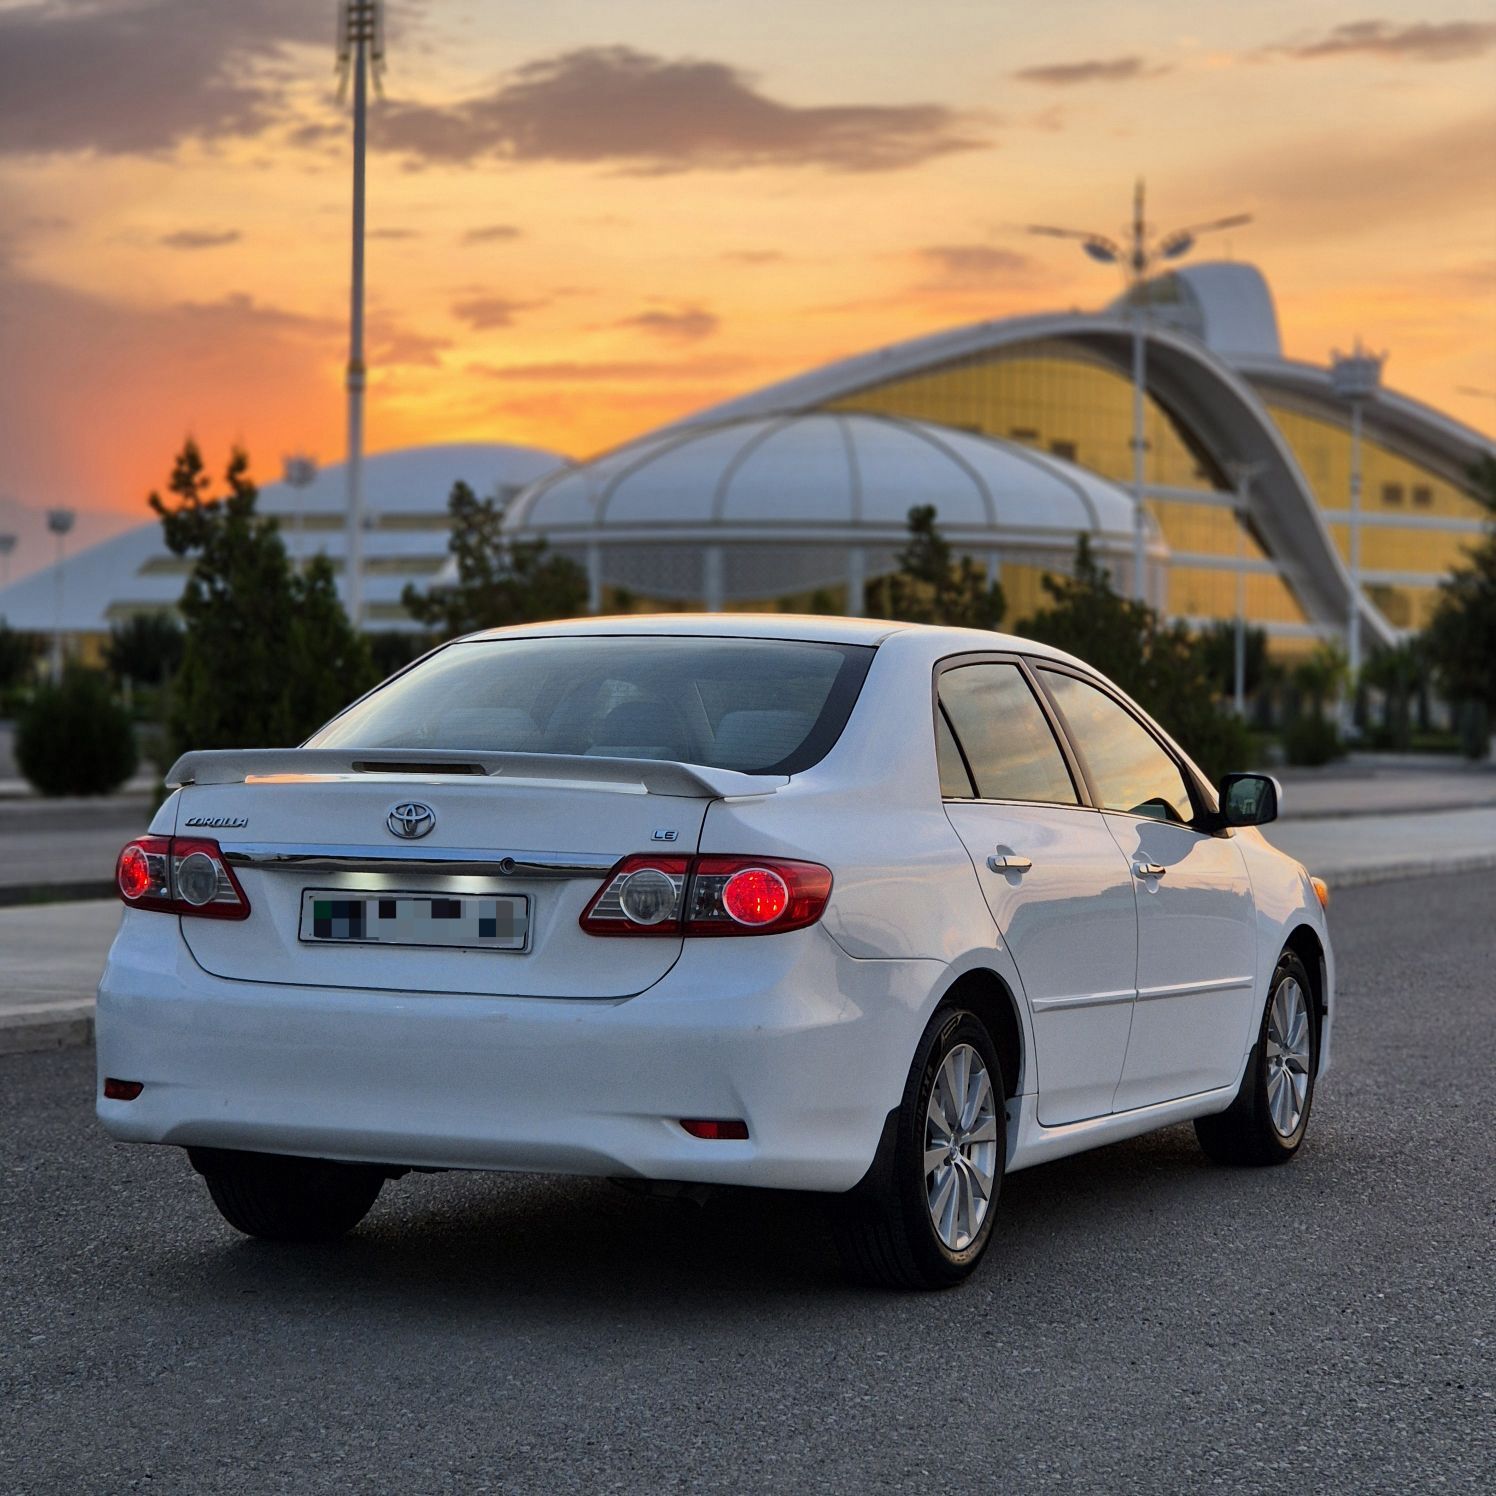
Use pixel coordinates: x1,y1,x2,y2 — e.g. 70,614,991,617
680,1118,749,1141
103,1078,144,1101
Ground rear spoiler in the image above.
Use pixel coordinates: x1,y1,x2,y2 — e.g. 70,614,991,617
164,748,787,800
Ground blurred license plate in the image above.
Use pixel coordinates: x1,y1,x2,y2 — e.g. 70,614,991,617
298,890,529,952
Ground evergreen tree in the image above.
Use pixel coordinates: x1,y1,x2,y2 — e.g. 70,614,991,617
1017,537,1251,783
1423,456,1496,716
151,441,374,756
867,505,1005,630
403,481,588,638
104,612,184,687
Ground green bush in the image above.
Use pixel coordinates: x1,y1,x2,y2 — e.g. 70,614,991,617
16,671,139,796
1283,715,1343,768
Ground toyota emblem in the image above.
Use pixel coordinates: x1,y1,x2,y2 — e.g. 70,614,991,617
387,801,436,840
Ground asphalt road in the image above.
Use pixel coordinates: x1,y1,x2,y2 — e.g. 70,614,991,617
3,874,1493,1494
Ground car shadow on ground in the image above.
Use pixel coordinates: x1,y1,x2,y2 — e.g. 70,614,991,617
147,1119,1324,1321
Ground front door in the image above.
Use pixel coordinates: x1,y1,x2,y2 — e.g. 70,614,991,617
938,661,1139,1126
1036,669,1259,1110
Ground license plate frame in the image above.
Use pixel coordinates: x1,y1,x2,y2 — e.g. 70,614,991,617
297,888,531,953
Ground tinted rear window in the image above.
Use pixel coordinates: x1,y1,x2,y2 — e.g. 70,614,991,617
309,635,875,775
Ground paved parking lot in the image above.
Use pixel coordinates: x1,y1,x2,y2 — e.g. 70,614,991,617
2,871,1493,1494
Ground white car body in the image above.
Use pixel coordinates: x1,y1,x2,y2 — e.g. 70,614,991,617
96,616,1333,1198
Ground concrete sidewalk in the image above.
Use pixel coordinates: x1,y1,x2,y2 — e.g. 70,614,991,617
3,803,1494,1057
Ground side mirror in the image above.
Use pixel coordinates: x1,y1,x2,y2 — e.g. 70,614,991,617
1217,771,1280,827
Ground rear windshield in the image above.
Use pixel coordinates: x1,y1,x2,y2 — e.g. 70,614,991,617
308,635,875,775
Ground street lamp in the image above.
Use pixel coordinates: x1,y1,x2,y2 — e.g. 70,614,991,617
1030,181,1251,604
45,507,75,682
1329,339,1386,734
337,0,385,629
0,532,15,590
1227,461,1266,719
281,453,319,568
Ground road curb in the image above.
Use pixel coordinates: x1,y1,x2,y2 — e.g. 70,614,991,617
0,1001,96,1057
1313,852,1496,889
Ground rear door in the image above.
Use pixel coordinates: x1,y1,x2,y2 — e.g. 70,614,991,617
1035,667,1258,1109
177,773,708,998
937,658,1139,1126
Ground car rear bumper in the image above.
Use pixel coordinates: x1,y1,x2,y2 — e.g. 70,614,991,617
95,911,940,1193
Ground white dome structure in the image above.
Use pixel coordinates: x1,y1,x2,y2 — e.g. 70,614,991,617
504,412,1166,612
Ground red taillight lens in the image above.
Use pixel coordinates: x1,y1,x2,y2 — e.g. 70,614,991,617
114,835,249,920
580,854,831,937
720,867,789,925
103,1078,144,1101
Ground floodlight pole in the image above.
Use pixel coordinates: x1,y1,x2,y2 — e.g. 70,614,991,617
1029,183,1251,606
1330,341,1386,736
0,533,15,590
340,1,382,630
1228,461,1265,718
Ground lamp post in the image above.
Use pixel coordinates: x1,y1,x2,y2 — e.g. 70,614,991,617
0,532,15,590
45,507,75,682
337,1,384,629
281,454,319,569
1228,461,1266,718
1329,340,1386,734
1030,181,1251,603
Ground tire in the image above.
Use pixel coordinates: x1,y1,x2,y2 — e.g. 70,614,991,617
831,1007,1006,1290
192,1149,385,1242
1195,950,1317,1167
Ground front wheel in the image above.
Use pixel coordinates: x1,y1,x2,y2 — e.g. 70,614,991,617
831,1008,1006,1290
191,1149,385,1242
1195,950,1318,1166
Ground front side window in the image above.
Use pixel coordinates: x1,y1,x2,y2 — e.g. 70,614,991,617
1039,671,1195,824
310,636,874,775
938,663,1078,804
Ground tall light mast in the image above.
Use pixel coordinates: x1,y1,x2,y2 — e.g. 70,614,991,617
337,1,384,628
1029,182,1251,604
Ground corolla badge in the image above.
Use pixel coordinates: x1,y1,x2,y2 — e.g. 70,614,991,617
387,802,436,840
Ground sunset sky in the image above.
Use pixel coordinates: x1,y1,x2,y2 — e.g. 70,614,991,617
1,0,1493,577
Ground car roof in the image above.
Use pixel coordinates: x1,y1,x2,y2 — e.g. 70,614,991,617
463,612,1085,665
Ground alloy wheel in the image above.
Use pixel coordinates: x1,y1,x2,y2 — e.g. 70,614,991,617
1264,976,1311,1137
923,1042,1000,1250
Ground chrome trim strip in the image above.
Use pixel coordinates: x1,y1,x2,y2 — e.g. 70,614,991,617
1028,988,1136,1013
1135,975,1255,1003
218,842,615,879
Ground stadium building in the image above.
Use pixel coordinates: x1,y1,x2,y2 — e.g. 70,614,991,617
2,263,1491,662
506,263,1492,656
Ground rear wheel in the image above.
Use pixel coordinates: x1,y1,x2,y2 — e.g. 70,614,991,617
1195,950,1317,1166
192,1150,384,1242
832,1008,1005,1290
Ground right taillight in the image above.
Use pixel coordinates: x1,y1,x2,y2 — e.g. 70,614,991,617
580,854,832,937
115,835,249,919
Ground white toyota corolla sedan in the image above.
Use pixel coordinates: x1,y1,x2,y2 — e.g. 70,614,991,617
97,616,1331,1288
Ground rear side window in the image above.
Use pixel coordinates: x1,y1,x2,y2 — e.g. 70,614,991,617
309,635,874,775
938,663,1078,804
1039,670,1195,824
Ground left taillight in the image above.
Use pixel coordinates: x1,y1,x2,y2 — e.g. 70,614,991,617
580,854,831,937
116,835,249,920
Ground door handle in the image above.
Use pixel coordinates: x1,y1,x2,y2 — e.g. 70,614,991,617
1134,862,1167,879
988,854,1033,873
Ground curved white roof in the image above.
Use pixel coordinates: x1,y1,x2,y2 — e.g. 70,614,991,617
506,412,1155,546
1111,262,1284,360
0,441,566,633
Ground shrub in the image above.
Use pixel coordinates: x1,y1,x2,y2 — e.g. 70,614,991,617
16,671,139,796
1282,715,1342,768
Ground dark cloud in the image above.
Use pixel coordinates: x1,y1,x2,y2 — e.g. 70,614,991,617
722,249,785,264
461,224,524,244
375,46,987,173
468,355,749,382
1270,19,1496,63
0,0,327,156
617,306,719,342
1013,56,1166,86
451,296,543,330
917,245,1030,286
368,227,422,241
160,229,242,251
